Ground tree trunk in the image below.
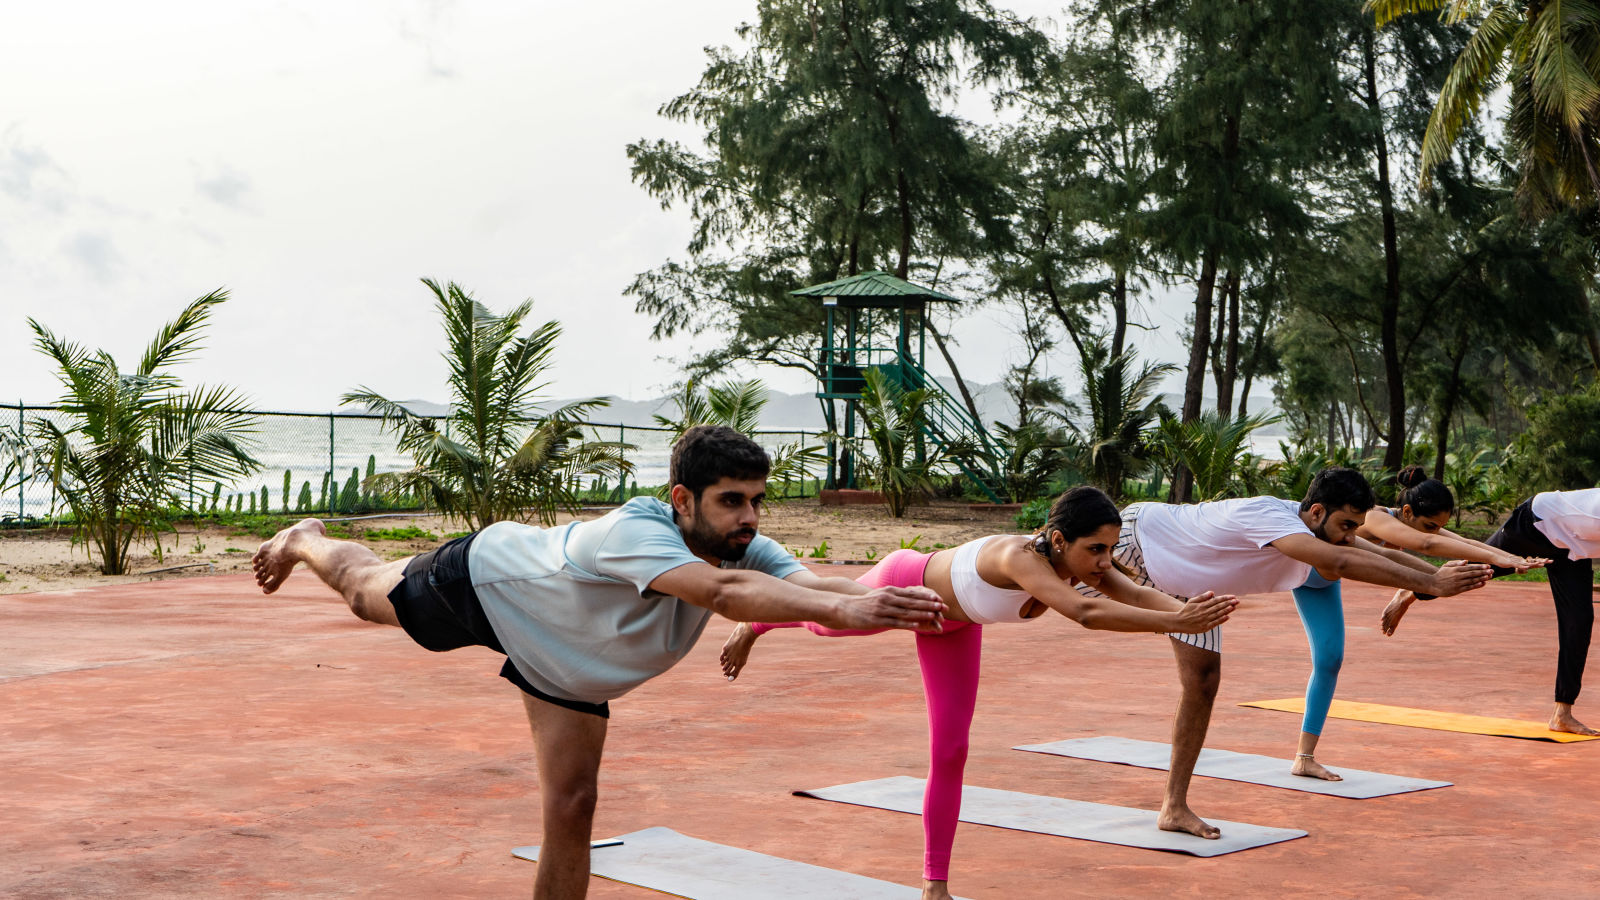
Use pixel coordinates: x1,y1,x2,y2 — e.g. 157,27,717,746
1365,29,1406,470
1216,269,1241,418
1111,268,1129,358
1176,250,1219,504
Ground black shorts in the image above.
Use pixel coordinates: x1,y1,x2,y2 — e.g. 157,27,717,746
388,532,610,718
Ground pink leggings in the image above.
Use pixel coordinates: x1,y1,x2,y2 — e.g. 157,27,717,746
751,549,980,882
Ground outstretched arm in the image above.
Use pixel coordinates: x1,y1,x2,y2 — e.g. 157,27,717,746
1271,533,1492,596
650,563,946,633
997,545,1236,634
1364,513,1544,570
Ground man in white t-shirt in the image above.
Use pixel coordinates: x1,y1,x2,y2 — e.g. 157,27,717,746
1078,467,1491,840
1385,487,1600,735
251,425,948,898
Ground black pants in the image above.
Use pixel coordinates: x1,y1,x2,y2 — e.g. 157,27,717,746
1486,500,1595,705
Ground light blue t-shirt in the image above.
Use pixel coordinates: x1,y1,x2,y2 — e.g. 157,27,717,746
468,497,804,703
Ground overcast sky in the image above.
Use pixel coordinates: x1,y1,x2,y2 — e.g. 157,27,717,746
2,0,1199,416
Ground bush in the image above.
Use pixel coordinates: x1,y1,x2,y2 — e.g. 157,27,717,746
1015,496,1051,531
297,480,313,513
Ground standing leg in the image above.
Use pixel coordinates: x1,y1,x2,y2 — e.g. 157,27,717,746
252,518,409,625
1547,557,1597,735
915,622,981,900
1291,581,1345,780
522,692,609,900
1161,638,1222,839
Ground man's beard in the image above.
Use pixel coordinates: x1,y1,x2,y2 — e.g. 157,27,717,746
687,515,757,562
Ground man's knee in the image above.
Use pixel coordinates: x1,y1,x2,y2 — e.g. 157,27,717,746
543,776,600,825
1178,653,1222,698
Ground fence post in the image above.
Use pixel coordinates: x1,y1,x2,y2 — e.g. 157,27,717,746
16,401,23,520
328,412,336,516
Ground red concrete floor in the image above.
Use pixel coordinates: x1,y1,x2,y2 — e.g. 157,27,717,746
1,568,1597,898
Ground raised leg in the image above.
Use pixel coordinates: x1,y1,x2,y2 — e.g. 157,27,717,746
1291,581,1345,781
1160,638,1221,839
522,692,608,900
251,518,410,625
915,621,981,900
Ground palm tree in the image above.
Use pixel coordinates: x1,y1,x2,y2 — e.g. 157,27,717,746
1070,341,1175,502
1153,411,1280,502
1367,0,1600,216
27,290,260,574
854,368,952,517
653,377,825,488
344,279,633,531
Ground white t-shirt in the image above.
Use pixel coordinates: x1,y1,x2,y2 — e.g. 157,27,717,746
1531,489,1600,560
1133,496,1315,598
469,497,804,703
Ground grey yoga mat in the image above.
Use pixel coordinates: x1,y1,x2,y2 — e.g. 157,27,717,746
512,826,949,899
1014,736,1452,799
795,776,1305,856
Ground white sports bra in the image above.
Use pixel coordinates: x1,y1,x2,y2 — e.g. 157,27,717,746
950,536,1037,624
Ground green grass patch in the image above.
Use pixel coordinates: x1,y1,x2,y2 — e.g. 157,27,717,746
444,531,471,540
363,526,438,542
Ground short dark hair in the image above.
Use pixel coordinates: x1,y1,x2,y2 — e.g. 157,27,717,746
1396,465,1455,518
1301,466,1376,513
1032,485,1122,560
669,425,771,500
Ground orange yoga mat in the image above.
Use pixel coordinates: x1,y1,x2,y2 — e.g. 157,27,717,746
1240,698,1600,743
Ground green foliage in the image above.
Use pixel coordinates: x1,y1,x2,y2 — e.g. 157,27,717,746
1016,496,1051,531
806,540,830,559
853,368,951,517
343,279,634,530
898,534,925,550
23,290,260,573
339,468,360,514
654,378,825,489
248,491,257,514
1067,341,1174,502
1369,0,1600,216
297,480,313,512
626,0,1045,379
282,469,292,514
1152,412,1279,502
319,471,330,512
363,526,438,542
1505,380,1600,493
210,483,222,514
991,421,1075,504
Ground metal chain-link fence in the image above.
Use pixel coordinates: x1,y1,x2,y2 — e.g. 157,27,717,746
0,404,822,524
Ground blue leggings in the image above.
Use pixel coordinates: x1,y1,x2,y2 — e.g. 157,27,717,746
1291,572,1345,736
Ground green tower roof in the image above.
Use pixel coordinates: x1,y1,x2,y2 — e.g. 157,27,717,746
790,271,961,303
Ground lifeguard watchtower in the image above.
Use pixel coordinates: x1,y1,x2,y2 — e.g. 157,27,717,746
792,271,1003,502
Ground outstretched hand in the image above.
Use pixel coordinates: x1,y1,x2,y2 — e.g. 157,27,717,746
1172,591,1237,634
1499,555,1550,573
1431,560,1492,597
837,586,947,633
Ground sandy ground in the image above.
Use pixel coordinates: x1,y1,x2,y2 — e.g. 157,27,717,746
0,499,1022,595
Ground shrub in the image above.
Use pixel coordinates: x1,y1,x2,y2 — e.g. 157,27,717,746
282,469,292,513
297,481,313,512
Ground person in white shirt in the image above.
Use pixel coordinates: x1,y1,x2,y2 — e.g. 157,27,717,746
1075,467,1492,839
1383,487,1600,735
250,425,948,899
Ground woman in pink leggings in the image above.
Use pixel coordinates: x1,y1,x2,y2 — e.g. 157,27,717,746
719,486,1237,900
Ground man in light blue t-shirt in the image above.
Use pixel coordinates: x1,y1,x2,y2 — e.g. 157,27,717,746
252,425,947,898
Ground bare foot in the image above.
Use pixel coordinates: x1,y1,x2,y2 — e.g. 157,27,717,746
1158,803,1221,839
1550,707,1600,736
1291,755,1344,781
921,879,952,900
1381,592,1414,636
719,622,761,681
251,518,325,594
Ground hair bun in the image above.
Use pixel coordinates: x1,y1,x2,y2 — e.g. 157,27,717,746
1396,465,1429,489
